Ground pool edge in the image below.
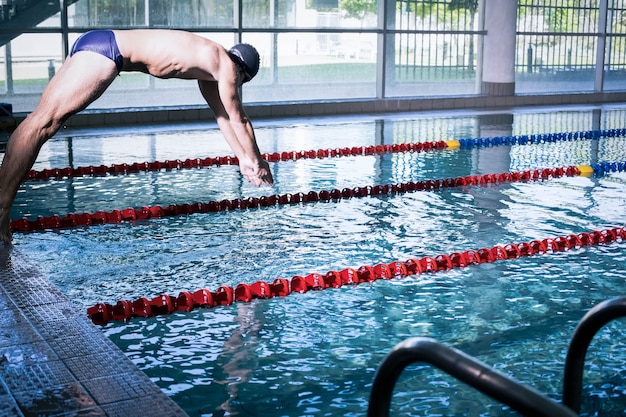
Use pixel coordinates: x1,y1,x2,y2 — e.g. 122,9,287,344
0,244,189,417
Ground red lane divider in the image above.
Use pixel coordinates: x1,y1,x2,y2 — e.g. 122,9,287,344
25,141,449,181
10,165,582,233
87,226,626,325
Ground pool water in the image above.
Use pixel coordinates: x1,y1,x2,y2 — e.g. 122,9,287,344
9,106,626,416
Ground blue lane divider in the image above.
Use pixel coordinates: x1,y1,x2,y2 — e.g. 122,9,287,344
458,128,626,149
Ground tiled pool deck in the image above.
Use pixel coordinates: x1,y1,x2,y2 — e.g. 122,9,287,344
0,245,188,417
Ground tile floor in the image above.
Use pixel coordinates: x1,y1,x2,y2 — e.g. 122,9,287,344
0,245,188,417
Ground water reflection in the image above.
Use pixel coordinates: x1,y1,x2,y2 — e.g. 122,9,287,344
11,106,626,416
215,303,261,415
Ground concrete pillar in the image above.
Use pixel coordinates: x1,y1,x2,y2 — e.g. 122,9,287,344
481,0,517,96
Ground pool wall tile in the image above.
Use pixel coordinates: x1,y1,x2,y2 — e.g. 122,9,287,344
295,103,313,116
0,246,189,417
118,111,139,125
167,109,186,122
397,99,412,112
104,112,123,126
250,104,272,118
135,111,155,124
30,90,626,130
360,100,377,113
87,113,107,127
180,108,194,120
319,102,335,116
184,108,201,121
270,103,287,117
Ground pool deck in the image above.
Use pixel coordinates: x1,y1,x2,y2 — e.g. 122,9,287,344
0,245,189,417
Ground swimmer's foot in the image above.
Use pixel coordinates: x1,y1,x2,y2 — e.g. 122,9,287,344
0,208,12,244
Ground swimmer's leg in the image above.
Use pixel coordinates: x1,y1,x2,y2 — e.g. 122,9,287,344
0,51,118,243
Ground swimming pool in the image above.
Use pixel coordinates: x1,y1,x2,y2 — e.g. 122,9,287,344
10,105,626,416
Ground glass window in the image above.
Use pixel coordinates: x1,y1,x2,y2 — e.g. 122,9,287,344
517,0,599,33
386,33,478,97
0,34,63,113
68,0,234,28
516,0,600,94
604,0,626,91
605,34,626,91
390,0,479,31
387,0,480,97
516,34,596,94
241,32,377,102
149,0,235,28
243,0,378,29
68,0,147,27
0,0,62,28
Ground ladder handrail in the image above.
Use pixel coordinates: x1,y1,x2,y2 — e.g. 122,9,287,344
562,296,626,413
367,337,578,417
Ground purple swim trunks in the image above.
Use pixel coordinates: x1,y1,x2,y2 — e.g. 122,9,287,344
70,30,123,72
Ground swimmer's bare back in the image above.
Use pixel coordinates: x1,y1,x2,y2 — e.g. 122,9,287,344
113,30,225,82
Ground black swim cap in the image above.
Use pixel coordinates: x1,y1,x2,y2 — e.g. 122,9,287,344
228,43,260,83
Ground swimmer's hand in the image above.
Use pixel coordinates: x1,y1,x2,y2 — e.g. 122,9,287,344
239,158,274,187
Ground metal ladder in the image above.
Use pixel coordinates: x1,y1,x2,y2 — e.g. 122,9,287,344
368,297,626,417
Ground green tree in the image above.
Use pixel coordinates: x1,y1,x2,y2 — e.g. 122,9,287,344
448,0,477,15
341,0,377,20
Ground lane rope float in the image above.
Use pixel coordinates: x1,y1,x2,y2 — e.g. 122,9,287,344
10,162,626,234
24,128,626,181
86,226,626,325
25,141,447,181
456,128,626,148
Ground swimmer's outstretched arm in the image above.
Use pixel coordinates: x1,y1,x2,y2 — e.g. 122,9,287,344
198,79,273,187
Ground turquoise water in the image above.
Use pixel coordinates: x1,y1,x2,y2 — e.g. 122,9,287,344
10,106,626,416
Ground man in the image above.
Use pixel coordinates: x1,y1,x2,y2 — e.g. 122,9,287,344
0,29,274,243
